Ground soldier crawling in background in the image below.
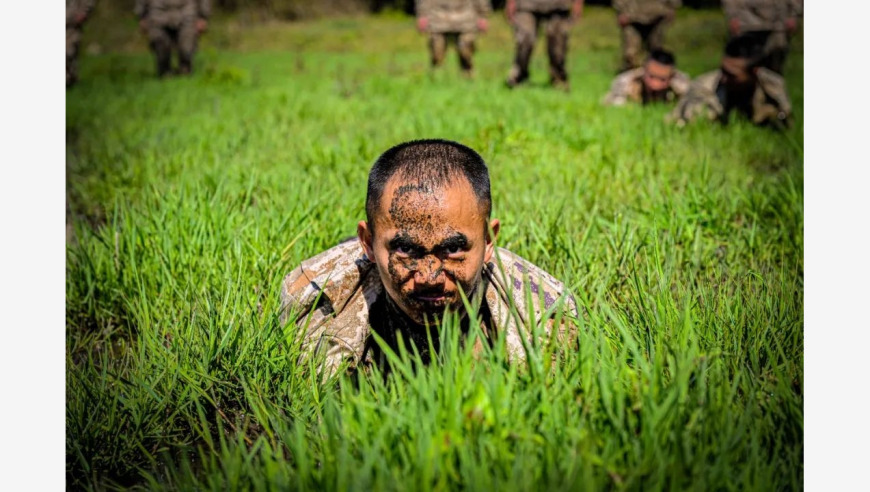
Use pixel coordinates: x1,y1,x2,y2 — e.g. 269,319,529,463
613,0,681,72
135,0,211,77
602,49,689,107
667,35,792,129
67,0,96,88
504,0,585,91
415,0,492,78
722,0,802,74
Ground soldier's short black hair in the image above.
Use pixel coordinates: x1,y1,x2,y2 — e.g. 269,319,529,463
648,49,676,67
724,35,765,67
365,139,492,226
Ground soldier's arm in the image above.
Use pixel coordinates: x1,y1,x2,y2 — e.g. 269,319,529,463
721,0,743,20
666,75,724,127
754,68,792,126
415,0,432,18
198,0,212,19
671,70,691,98
475,0,493,17
134,0,148,19
571,0,585,20
83,0,96,16
601,73,631,107
785,0,802,32
669,0,682,10
612,0,628,14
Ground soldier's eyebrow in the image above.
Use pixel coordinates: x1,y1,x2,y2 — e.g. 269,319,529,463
435,233,469,252
388,234,422,252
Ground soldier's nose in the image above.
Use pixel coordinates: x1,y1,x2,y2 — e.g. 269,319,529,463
414,256,445,285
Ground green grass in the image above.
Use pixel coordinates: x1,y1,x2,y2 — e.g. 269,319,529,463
67,7,803,490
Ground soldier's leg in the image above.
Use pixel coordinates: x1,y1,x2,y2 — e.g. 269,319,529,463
147,24,173,77
647,17,667,53
620,23,643,71
428,33,447,68
457,32,476,75
178,20,200,75
545,12,571,88
507,11,537,86
67,27,81,88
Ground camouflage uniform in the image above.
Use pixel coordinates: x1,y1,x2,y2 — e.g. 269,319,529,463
722,0,803,74
613,0,681,71
66,0,96,87
416,0,492,74
508,0,582,88
135,0,211,76
602,66,690,106
667,67,792,128
281,238,579,377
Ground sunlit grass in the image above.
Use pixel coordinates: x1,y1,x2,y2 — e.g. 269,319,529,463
67,7,803,490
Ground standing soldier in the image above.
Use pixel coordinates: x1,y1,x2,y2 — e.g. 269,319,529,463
67,0,96,88
722,0,802,74
135,0,211,77
415,0,492,78
613,0,681,72
504,0,585,91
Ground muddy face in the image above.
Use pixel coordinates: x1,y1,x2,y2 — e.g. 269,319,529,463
358,176,499,326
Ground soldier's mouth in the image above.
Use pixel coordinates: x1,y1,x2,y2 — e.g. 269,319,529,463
410,292,453,306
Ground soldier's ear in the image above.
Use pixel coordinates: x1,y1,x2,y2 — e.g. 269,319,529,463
358,221,375,261
484,218,500,263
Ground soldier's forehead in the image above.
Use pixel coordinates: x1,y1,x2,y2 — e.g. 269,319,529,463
381,176,474,204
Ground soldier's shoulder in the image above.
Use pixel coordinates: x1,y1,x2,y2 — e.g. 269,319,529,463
486,247,576,314
281,238,372,317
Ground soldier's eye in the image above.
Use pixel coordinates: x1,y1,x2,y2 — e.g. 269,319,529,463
446,245,463,255
395,245,412,255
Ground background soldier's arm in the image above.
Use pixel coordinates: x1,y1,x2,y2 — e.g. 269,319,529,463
613,0,628,14
668,0,682,10
667,74,724,127
83,0,96,16
572,0,585,19
671,71,691,98
754,68,792,127
787,0,803,17
134,0,147,19
475,0,493,17
198,0,212,19
721,0,745,20
416,0,432,18
602,74,630,107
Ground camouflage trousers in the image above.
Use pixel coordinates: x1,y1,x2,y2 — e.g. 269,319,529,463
620,16,669,71
508,10,572,86
428,32,477,73
67,26,82,87
734,30,789,74
146,20,200,77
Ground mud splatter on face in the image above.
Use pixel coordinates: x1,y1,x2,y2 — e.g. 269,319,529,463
369,176,491,326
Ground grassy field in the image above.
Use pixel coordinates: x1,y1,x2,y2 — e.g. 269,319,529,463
66,6,803,490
